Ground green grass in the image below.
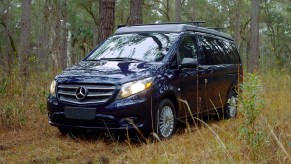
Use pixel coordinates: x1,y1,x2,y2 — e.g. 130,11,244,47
0,69,290,163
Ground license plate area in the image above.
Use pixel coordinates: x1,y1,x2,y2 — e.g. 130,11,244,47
64,107,96,120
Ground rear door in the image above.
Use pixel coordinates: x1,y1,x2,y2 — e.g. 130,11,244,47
198,35,239,110
196,35,219,112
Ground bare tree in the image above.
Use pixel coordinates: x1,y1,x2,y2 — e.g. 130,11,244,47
0,0,16,75
175,0,181,22
19,0,32,77
35,0,50,71
234,0,241,47
191,0,196,20
145,0,171,22
248,0,260,72
129,0,143,25
98,0,115,43
79,0,99,46
59,0,68,69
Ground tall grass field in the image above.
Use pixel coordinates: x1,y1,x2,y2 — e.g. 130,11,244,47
0,69,290,163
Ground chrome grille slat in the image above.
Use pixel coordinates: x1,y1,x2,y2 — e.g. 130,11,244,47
57,83,116,104
58,84,115,90
58,90,76,96
87,93,113,97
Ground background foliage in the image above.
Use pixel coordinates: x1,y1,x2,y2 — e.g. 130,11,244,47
0,0,290,74
0,0,290,163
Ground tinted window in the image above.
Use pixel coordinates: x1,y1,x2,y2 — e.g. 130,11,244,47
230,43,241,63
200,36,220,65
178,36,197,63
200,35,241,65
222,40,240,64
214,39,229,64
87,33,178,62
210,38,227,64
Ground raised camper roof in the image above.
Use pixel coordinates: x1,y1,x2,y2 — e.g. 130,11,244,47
115,22,234,41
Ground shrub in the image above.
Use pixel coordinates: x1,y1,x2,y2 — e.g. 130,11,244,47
238,73,266,158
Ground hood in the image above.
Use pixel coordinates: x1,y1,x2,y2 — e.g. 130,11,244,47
57,60,164,84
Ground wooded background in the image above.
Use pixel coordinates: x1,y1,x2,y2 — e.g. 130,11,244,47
0,0,290,77
0,2,290,162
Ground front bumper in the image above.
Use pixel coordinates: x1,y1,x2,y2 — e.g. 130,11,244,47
47,91,155,131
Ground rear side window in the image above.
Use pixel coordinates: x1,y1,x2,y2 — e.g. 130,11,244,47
200,35,240,65
200,36,224,65
221,40,241,64
230,44,241,64
200,36,214,65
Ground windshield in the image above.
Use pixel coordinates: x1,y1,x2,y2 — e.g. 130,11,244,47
86,33,178,62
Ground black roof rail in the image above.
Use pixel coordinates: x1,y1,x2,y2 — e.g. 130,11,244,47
207,27,225,32
118,21,206,28
186,21,206,26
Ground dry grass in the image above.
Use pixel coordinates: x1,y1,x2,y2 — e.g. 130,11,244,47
0,69,290,163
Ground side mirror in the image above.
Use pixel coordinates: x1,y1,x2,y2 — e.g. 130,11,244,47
180,58,199,68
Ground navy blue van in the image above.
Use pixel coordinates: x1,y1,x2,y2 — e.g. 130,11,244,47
47,22,243,139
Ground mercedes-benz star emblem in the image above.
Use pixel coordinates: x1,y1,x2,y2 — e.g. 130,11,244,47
75,86,88,100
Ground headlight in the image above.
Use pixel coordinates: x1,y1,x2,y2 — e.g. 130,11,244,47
118,77,153,99
50,80,57,97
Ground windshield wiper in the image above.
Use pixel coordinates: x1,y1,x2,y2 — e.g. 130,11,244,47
99,57,143,62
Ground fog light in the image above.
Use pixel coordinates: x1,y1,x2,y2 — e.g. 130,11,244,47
119,117,138,126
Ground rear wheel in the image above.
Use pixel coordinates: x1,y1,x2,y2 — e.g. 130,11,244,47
155,99,176,139
224,91,238,119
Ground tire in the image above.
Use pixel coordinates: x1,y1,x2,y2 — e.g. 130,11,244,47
58,127,70,135
155,99,176,139
58,127,85,136
224,91,238,119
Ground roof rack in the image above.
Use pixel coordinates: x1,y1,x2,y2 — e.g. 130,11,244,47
186,21,206,26
207,27,225,32
134,21,206,26
117,21,206,28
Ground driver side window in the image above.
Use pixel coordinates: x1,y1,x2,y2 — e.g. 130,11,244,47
179,36,197,63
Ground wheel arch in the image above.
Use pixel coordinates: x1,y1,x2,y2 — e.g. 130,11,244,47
158,92,179,116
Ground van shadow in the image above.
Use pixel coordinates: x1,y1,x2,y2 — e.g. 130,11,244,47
58,113,222,145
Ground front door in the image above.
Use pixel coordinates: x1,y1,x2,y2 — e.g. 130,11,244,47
177,35,206,116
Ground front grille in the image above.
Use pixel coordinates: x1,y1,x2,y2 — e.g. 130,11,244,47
57,83,116,104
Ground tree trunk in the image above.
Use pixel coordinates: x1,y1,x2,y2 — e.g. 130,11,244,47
18,0,32,77
175,0,181,22
234,0,241,47
248,0,260,73
58,0,68,69
93,25,99,47
36,0,50,71
0,0,16,76
191,0,196,21
166,0,170,21
98,0,115,43
129,0,143,25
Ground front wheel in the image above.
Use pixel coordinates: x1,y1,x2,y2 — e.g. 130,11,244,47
58,127,85,136
155,99,176,139
224,91,238,119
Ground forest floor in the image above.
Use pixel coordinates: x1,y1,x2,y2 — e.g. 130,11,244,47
0,70,290,163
